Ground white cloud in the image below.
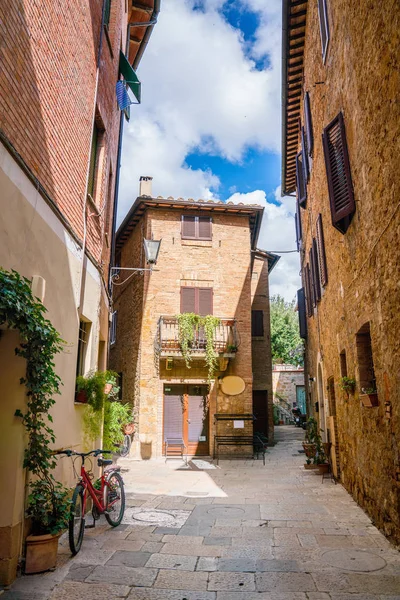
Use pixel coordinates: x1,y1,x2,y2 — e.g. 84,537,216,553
226,187,301,301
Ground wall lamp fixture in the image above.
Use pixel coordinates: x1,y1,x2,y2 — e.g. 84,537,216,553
110,238,161,284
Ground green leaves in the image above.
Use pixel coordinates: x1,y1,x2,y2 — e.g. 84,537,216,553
270,295,304,367
176,313,220,380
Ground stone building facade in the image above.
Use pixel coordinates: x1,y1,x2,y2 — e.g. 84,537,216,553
0,0,159,584
272,365,305,414
282,0,400,544
110,181,279,459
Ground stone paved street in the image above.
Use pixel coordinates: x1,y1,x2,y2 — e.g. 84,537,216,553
2,426,400,600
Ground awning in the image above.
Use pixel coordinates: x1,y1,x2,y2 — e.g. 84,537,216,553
119,50,141,103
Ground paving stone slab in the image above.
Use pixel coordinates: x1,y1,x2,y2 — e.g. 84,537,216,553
208,571,255,591
154,569,208,591
49,581,130,599
153,527,180,535
100,539,144,552
196,557,219,571
256,559,299,572
86,565,158,587
106,550,153,568
66,563,96,581
160,543,225,557
215,593,308,600
255,572,316,592
145,553,197,570
162,535,203,544
204,537,231,546
141,541,163,553
218,558,257,572
128,589,216,600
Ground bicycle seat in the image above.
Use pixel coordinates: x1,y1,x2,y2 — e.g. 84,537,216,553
97,458,113,467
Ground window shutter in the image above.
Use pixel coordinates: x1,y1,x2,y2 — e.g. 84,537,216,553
252,310,264,337
182,216,196,238
104,0,111,27
296,152,307,208
309,248,317,308
311,239,321,302
295,212,301,252
88,125,98,197
297,288,307,339
304,92,313,157
164,394,183,440
181,287,196,313
198,217,212,240
318,0,330,62
198,288,213,316
304,265,313,317
322,112,355,234
316,214,328,286
301,126,309,182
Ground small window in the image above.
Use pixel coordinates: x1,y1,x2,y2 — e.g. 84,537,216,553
110,311,117,345
296,152,307,208
327,376,336,416
322,112,355,234
181,287,213,315
181,215,212,240
304,92,313,157
251,310,264,337
76,320,91,376
340,350,347,377
87,119,105,205
356,323,377,393
318,0,330,62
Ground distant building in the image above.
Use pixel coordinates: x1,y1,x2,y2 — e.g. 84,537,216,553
110,178,279,459
273,364,305,414
282,0,400,544
0,0,159,584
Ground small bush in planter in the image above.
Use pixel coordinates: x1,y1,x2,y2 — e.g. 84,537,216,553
339,376,356,394
27,479,70,536
76,370,119,410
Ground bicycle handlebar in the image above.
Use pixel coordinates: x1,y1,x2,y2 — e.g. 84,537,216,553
54,449,112,458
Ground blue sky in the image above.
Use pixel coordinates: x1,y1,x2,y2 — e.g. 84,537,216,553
119,0,300,300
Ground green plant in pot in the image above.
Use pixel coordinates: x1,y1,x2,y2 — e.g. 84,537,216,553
176,313,221,381
339,376,356,396
0,269,70,574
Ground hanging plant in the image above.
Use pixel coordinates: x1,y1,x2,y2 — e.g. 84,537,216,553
0,269,70,535
202,314,220,381
176,313,200,368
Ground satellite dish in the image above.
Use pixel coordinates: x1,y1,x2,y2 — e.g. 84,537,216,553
220,376,245,396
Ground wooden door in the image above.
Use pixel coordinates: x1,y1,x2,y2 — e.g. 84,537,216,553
252,390,268,438
163,384,209,456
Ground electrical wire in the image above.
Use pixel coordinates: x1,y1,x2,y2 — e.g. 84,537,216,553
267,249,298,253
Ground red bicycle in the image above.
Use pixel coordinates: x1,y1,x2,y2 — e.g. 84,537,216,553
56,449,125,555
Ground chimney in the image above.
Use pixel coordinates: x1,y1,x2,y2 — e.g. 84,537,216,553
139,176,153,197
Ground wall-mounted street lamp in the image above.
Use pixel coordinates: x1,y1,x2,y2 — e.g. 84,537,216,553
110,238,161,284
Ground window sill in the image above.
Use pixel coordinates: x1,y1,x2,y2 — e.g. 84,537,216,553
181,239,213,247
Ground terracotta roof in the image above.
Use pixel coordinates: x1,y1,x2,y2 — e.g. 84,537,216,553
116,196,264,252
281,0,308,195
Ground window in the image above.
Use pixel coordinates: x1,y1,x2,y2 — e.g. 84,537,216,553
251,310,264,337
295,198,302,251
296,152,307,208
110,311,117,345
316,214,328,287
87,118,105,205
304,92,313,157
356,323,377,393
104,0,111,27
297,288,307,339
304,264,313,318
311,239,321,303
327,376,337,416
301,126,309,182
340,350,347,377
87,125,99,199
76,320,90,376
318,0,330,62
322,112,355,234
309,247,318,307
181,287,213,315
181,215,212,240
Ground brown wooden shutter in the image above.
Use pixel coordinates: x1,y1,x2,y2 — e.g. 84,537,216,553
198,288,213,316
188,394,207,442
88,125,98,197
198,217,212,240
322,112,355,234
297,288,307,339
311,239,321,302
301,126,309,182
182,216,196,238
318,0,330,61
304,265,313,317
296,152,307,208
316,214,328,286
304,91,313,157
252,310,264,336
164,393,183,441
295,198,302,251
181,287,196,313
309,248,317,307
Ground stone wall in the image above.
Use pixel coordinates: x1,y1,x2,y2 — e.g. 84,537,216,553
298,0,400,544
272,367,305,410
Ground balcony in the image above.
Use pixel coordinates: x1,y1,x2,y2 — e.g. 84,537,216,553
156,316,238,359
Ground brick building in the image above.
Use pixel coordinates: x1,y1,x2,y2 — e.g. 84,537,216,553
282,0,400,543
110,178,279,459
0,0,159,584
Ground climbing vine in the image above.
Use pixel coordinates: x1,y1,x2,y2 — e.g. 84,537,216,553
176,312,220,381
0,269,69,534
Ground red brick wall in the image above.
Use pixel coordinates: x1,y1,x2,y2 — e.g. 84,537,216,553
0,0,127,266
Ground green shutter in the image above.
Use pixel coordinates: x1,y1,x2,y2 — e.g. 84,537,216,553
88,125,98,198
104,0,111,27
119,50,141,103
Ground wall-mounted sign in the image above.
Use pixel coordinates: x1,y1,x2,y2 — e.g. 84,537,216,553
199,436,206,441
220,376,245,395
233,420,244,429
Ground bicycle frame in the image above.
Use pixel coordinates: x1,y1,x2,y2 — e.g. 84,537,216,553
79,463,120,516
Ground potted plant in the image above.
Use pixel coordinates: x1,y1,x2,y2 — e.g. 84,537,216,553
360,387,379,407
76,370,119,408
339,376,356,396
302,417,318,457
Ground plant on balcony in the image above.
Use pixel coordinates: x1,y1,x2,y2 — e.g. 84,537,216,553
176,312,200,368
203,315,221,381
0,269,70,571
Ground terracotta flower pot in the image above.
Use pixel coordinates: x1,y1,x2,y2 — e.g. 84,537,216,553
318,463,330,474
104,383,113,395
25,533,61,574
360,393,378,407
75,390,88,404
304,463,319,470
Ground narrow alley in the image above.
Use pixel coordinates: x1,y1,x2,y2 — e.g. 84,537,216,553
4,427,400,600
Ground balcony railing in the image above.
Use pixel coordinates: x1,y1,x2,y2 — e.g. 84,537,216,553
156,316,238,358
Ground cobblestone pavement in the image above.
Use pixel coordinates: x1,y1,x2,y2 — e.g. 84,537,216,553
2,426,400,599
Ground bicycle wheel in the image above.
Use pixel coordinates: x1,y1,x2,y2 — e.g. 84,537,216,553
69,485,85,555
120,434,131,457
104,471,125,527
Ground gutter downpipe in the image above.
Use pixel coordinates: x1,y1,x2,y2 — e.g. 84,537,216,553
108,0,161,296
281,0,289,197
